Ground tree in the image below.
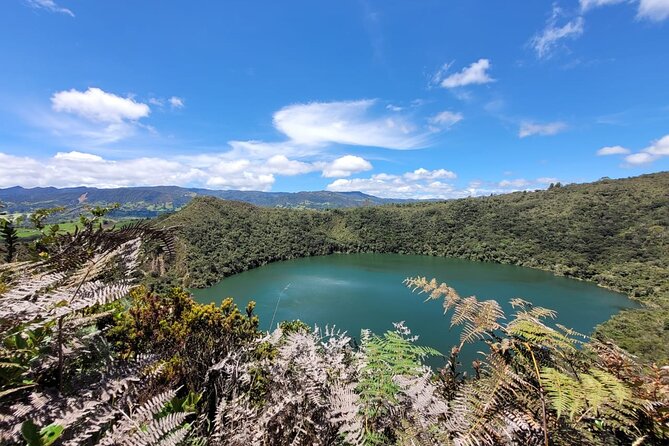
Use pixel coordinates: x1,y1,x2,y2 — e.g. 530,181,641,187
0,219,18,263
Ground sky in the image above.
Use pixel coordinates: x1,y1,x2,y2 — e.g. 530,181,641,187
0,0,668,198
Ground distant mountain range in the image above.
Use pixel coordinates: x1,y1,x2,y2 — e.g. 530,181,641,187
0,186,413,218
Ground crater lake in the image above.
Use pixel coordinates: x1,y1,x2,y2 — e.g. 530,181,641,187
191,253,638,366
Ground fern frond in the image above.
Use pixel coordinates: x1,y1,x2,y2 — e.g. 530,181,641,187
540,367,579,419
157,427,189,446
125,412,188,446
133,389,178,424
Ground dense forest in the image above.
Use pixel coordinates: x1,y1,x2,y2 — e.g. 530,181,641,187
162,172,669,363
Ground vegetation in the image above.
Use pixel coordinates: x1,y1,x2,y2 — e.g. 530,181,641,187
162,172,669,362
1,226,667,445
0,173,667,444
1,219,19,262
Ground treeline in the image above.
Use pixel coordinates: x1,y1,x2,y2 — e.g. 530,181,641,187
162,172,669,362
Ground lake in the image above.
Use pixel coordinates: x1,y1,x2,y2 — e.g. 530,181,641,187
191,253,638,368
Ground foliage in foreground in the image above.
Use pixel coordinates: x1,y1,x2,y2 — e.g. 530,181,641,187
0,221,199,445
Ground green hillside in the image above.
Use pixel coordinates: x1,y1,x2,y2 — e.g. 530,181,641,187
162,172,669,362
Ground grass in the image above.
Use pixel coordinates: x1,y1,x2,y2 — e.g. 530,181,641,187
16,219,141,239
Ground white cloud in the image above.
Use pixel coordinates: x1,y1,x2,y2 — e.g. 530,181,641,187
53,151,105,162
0,151,203,189
518,121,568,138
434,59,494,89
428,110,464,129
581,0,669,21
638,0,669,21
321,155,373,178
580,0,669,22
148,96,185,109
0,147,375,191
33,88,153,145
326,168,460,199
36,93,440,154
530,6,584,59
403,168,456,181
498,178,531,188
0,148,566,198
169,96,185,109
624,134,669,165
536,177,560,184
645,134,669,156
596,145,631,155
273,100,429,150
580,0,626,11
0,150,342,191
206,172,276,191
264,155,317,176
32,110,139,146
26,0,74,17
326,170,556,199
51,88,150,123
624,152,656,165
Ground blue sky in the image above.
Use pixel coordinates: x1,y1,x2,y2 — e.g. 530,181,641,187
0,0,668,198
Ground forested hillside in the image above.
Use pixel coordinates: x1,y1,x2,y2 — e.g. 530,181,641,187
163,172,669,362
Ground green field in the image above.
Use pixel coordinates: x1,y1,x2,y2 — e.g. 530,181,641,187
15,219,140,239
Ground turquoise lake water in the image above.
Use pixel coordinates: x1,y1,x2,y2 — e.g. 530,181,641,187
191,253,637,368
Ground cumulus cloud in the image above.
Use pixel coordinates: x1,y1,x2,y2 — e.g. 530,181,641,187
53,151,105,163
536,177,560,184
0,151,203,189
51,88,150,123
580,0,626,11
530,6,584,59
638,0,669,21
321,155,373,178
169,96,185,109
223,140,318,160
624,152,656,165
433,59,494,89
262,155,316,176
16,93,460,191
498,178,531,188
428,110,463,130
206,172,276,191
273,100,429,150
0,148,376,191
623,134,669,165
26,0,74,17
326,168,459,199
580,0,669,21
596,145,630,155
518,121,568,138
403,168,456,181
37,92,441,155
326,169,557,199
40,87,152,145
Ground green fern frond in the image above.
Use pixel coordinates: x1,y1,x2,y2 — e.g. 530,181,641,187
540,367,579,419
